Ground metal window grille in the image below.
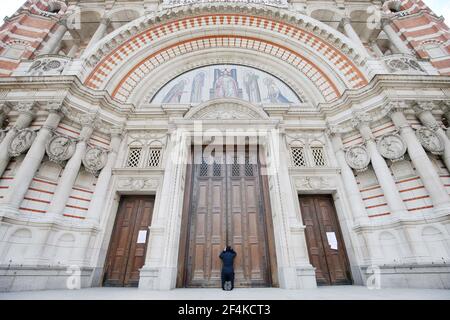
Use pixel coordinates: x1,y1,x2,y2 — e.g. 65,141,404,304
291,147,306,167
311,147,326,166
148,148,162,167
126,147,142,167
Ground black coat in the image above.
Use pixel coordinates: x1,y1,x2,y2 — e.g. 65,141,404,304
220,250,236,273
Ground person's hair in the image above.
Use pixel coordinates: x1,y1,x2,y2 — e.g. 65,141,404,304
226,246,232,251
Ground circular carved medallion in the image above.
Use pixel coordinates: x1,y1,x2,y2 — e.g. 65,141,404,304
8,128,36,157
345,145,370,171
416,127,444,155
82,146,107,174
377,133,407,161
46,134,76,163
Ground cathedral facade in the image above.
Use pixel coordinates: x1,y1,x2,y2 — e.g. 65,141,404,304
0,0,450,292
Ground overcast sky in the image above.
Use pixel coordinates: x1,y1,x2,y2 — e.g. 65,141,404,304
0,1,449,33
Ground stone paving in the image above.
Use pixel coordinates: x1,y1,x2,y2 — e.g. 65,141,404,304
1,286,449,300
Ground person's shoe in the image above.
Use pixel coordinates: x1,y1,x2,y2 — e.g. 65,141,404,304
224,281,232,291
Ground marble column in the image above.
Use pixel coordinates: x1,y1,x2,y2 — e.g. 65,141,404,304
5,103,66,209
86,126,124,223
40,19,68,55
67,41,80,58
413,101,450,172
328,126,369,225
139,128,190,290
386,102,450,214
86,18,110,51
352,112,409,218
341,17,367,54
0,102,11,127
46,113,97,217
369,40,383,57
0,102,36,178
381,18,411,55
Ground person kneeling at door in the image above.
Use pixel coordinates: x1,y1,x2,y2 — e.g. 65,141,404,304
220,246,236,291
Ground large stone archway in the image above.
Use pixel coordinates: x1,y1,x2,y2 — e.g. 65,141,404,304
137,99,317,290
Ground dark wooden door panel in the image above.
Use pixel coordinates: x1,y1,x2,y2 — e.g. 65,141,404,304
185,147,272,288
104,196,155,287
299,195,352,286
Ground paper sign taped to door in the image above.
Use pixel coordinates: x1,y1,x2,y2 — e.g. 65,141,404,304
326,232,338,250
137,230,147,244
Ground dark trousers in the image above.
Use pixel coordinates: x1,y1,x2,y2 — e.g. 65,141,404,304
221,270,235,290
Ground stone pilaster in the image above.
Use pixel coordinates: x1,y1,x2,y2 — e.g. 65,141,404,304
352,111,409,218
0,102,36,178
139,127,190,290
5,102,67,210
86,125,125,224
385,102,450,214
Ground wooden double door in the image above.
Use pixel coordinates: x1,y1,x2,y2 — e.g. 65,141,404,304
178,146,276,288
103,196,155,287
299,195,352,286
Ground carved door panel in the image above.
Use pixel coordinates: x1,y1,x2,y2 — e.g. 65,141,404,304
185,147,271,287
103,196,155,287
299,195,352,286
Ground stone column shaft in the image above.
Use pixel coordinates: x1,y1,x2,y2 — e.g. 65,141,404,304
0,106,35,178
390,110,450,212
67,42,80,58
86,18,109,51
415,108,450,172
47,125,94,216
86,130,123,223
41,21,68,55
382,20,411,55
6,110,64,209
357,123,408,217
330,133,369,225
0,103,11,127
342,18,367,54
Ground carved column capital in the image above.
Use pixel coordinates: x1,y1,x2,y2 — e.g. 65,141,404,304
412,101,437,115
14,102,37,117
383,101,408,117
0,101,12,115
46,101,69,117
351,111,372,129
79,112,101,128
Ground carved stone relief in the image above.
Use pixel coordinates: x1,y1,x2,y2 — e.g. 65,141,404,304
28,57,70,76
345,145,370,171
82,146,108,174
117,177,160,191
416,127,444,155
45,134,76,164
8,128,36,157
377,133,407,162
294,176,334,190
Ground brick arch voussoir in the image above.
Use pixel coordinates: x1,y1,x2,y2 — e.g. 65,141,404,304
84,13,368,103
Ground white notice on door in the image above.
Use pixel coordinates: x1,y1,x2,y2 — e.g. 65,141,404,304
326,232,338,250
137,230,147,244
